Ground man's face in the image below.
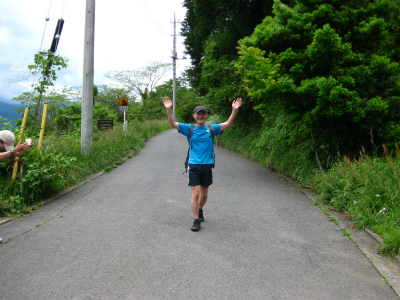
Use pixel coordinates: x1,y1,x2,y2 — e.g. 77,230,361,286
0,139,5,150
193,111,208,125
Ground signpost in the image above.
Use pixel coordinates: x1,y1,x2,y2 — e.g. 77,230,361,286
119,97,128,132
97,119,113,130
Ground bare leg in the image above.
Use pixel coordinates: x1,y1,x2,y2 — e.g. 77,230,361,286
199,186,209,209
191,186,200,219
191,185,210,218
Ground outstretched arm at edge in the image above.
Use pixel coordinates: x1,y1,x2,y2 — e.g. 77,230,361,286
163,96,179,130
0,150,13,160
220,98,242,131
0,141,32,160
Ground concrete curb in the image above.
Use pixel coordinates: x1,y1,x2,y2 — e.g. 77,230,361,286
366,228,384,244
365,229,400,265
0,217,12,225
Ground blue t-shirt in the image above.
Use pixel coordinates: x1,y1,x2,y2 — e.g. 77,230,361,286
178,123,223,165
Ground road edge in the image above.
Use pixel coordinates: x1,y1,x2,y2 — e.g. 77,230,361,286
277,173,400,297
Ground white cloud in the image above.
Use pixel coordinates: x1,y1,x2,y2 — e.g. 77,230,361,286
0,27,12,43
0,0,190,105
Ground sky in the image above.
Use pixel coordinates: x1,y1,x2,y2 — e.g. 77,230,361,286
0,0,191,105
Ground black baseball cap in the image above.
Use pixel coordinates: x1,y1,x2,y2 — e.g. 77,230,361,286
193,106,207,114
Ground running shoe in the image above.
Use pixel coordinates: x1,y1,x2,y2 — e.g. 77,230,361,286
191,219,201,231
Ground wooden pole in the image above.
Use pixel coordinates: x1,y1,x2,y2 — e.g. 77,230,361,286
38,102,48,149
12,107,30,180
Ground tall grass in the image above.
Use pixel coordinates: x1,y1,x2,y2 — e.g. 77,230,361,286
0,119,170,217
311,145,400,258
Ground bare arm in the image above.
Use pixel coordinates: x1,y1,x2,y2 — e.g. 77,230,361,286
163,96,179,130
0,150,13,160
0,141,32,160
220,98,242,131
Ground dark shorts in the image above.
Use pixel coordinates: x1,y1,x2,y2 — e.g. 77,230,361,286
187,164,214,187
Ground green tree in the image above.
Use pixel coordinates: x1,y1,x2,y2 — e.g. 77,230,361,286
235,0,400,155
181,0,294,88
105,61,171,110
94,85,132,107
198,38,253,121
13,88,73,135
26,50,68,131
93,84,134,122
148,78,203,122
295,0,400,62
54,103,82,134
93,102,119,121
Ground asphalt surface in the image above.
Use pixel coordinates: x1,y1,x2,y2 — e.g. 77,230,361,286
0,129,398,299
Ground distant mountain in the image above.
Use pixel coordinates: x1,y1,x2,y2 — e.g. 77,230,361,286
0,102,22,128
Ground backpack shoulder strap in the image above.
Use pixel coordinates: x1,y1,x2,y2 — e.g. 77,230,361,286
189,124,196,142
184,124,196,173
207,124,214,140
207,124,216,168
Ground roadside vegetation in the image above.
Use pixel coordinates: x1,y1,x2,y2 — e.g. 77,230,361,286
181,0,399,258
1,0,399,259
0,118,170,217
313,146,400,258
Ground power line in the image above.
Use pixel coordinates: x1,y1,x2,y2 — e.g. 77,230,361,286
39,0,53,52
32,0,53,95
60,0,68,19
142,0,169,40
171,13,186,118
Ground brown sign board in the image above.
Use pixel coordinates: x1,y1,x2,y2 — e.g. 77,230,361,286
98,119,113,130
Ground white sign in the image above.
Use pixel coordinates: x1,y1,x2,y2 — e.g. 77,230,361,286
119,107,128,111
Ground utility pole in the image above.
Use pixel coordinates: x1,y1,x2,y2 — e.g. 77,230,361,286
81,0,95,155
171,13,182,119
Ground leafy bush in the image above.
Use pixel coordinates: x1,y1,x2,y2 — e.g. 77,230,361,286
0,149,75,214
20,149,76,200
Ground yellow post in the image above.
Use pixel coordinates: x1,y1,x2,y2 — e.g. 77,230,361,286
12,107,30,180
38,102,48,149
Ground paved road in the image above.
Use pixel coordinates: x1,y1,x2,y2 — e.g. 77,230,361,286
0,129,397,299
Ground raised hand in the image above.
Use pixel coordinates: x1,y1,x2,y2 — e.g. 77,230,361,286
13,140,32,157
163,96,173,109
232,98,242,110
